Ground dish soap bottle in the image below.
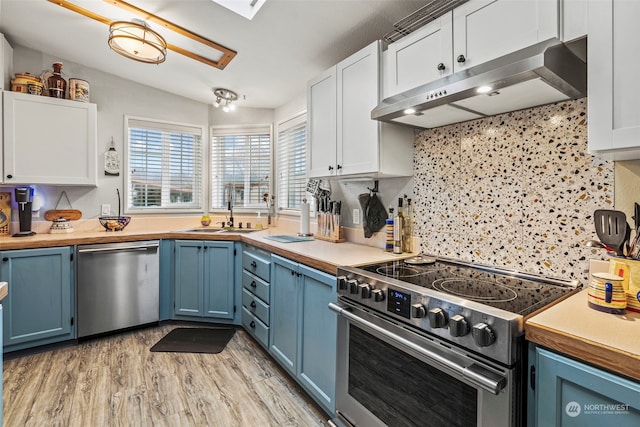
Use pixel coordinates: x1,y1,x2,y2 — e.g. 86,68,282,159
256,212,263,229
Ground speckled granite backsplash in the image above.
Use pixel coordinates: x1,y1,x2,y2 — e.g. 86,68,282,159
413,98,613,284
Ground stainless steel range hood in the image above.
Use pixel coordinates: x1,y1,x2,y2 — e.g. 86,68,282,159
372,38,586,129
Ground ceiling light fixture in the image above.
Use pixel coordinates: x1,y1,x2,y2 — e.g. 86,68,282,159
48,0,237,69
213,88,238,112
108,19,167,64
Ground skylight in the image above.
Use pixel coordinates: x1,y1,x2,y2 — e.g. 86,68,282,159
211,0,267,20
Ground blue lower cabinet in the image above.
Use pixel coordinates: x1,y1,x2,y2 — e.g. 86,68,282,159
174,240,235,320
1,247,74,352
270,254,336,415
530,344,640,426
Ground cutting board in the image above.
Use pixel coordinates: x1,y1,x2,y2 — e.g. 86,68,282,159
44,209,82,221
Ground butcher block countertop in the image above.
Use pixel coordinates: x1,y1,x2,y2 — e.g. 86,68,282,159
0,224,411,275
526,289,640,381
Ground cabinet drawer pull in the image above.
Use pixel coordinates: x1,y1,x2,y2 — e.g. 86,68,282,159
250,301,257,308
250,280,257,288
5,175,12,179
249,321,256,329
251,261,257,268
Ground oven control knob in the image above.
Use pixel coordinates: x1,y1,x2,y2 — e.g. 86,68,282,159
411,304,426,318
428,307,448,328
371,289,385,302
337,276,348,291
348,280,359,295
449,314,470,337
472,323,496,347
358,283,372,298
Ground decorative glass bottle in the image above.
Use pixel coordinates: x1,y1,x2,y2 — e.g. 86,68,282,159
47,62,67,98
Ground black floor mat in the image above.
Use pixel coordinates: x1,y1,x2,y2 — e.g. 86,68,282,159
150,327,235,354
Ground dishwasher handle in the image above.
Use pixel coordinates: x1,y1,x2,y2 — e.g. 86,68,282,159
78,243,159,254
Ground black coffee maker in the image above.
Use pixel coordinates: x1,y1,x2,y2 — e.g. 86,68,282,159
14,187,36,237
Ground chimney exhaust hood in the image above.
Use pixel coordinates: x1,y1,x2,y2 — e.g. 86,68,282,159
372,38,586,129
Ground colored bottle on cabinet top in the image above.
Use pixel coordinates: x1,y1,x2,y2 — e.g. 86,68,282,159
47,62,66,99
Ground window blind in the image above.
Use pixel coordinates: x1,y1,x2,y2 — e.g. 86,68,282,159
211,126,272,211
126,117,203,211
276,113,307,211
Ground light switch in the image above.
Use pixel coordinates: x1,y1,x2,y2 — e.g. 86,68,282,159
353,208,360,224
101,204,111,215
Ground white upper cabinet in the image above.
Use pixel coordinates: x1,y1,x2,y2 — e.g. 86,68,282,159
3,91,98,186
307,41,413,179
562,0,588,42
452,0,558,73
384,12,453,98
588,0,640,159
307,67,337,178
383,0,560,98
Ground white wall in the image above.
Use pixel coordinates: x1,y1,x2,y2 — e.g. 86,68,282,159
8,45,210,219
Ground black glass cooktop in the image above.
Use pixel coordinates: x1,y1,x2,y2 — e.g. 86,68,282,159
359,259,575,317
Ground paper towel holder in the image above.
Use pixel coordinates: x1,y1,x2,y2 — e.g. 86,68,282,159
298,198,314,237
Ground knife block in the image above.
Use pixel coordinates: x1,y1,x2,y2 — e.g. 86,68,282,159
315,226,346,243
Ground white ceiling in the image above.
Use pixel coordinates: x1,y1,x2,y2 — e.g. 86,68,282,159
0,0,429,109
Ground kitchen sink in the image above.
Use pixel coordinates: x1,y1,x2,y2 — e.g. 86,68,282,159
176,227,260,233
217,228,260,233
176,227,225,233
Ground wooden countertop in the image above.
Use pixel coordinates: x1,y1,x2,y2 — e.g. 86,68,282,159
0,226,412,275
526,288,640,381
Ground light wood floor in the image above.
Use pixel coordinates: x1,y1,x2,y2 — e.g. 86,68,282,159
2,324,329,426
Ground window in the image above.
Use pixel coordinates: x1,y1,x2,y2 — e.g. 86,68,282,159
210,125,272,211
125,117,204,213
276,113,307,212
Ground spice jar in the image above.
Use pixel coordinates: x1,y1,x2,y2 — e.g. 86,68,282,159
47,62,67,98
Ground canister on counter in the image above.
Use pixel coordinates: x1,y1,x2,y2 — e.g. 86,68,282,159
0,192,11,235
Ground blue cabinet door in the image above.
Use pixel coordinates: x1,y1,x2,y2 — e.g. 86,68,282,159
298,263,337,415
204,241,234,319
174,240,204,317
270,255,299,374
534,346,640,426
1,247,73,351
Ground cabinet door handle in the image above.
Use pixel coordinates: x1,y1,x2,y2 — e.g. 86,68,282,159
437,62,446,71
249,321,256,329
328,165,334,171
5,175,12,179
291,270,295,276
250,301,257,308
336,164,342,170
456,54,466,64
2,257,7,262
250,280,257,288
251,261,257,268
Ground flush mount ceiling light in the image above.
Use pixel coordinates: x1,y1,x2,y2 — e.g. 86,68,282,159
48,0,237,69
212,88,238,112
108,19,167,64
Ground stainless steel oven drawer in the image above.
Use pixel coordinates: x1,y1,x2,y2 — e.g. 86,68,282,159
242,249,270,282
242,288,270,325
242,270,270,303
242,306,269,348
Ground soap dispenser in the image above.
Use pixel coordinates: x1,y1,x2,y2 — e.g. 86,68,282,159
256,212,263,229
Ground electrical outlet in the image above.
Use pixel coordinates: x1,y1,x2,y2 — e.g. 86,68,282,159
101,204,111,215
353,208,360,225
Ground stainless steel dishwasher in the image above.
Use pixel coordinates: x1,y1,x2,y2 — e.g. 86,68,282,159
77,240,160,338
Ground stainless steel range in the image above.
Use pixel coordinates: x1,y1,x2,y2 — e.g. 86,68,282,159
329,256,580,427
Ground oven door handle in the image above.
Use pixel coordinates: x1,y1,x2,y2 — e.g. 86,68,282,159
329,302,507,395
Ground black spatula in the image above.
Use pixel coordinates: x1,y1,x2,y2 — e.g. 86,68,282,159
594,209,628,256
